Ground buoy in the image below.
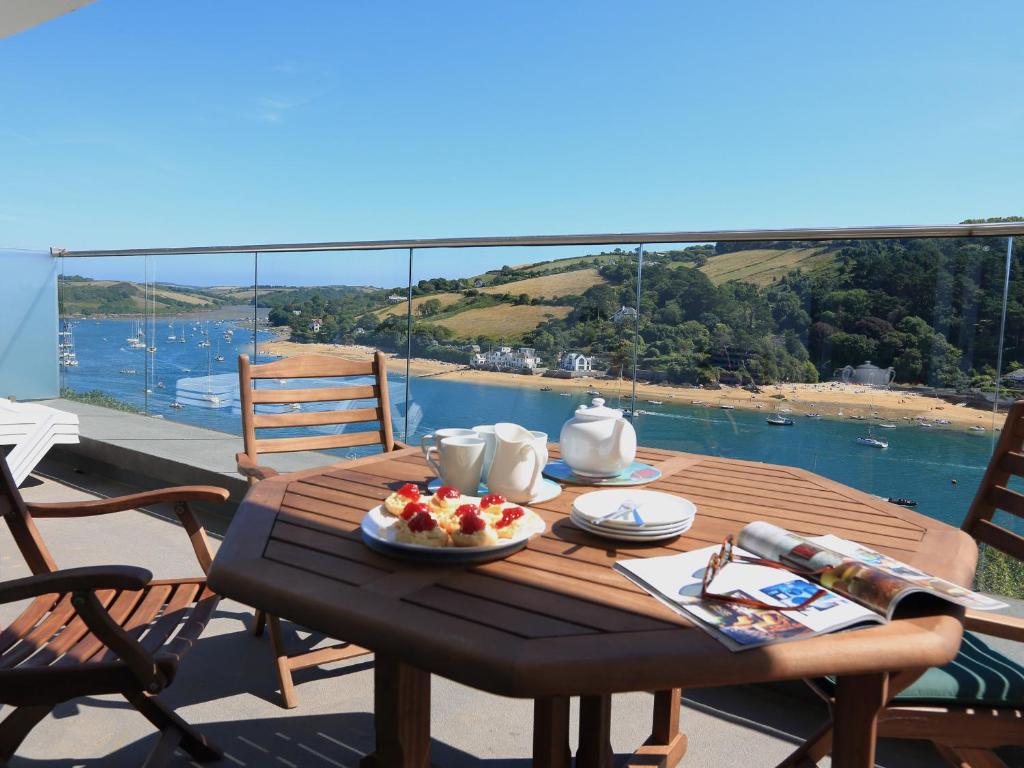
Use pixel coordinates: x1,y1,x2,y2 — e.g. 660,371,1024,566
951,479,958,486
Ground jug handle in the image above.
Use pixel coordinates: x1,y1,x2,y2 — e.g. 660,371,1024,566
519,443,543,491
424,445,442,478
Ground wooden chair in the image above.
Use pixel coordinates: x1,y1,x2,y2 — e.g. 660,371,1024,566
780,402,1024,768
236,351,404,708
0,455,229,766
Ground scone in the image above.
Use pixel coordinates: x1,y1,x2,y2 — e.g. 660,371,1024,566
451,510,498,548
493,506,528,539
383,483,422,516
394,510,449,548
478,493,507,524
440,503,480,535
427,486,463,521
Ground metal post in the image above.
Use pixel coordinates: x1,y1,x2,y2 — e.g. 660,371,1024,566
405,247,414,443
992,236,1014,438
143,256,150,415
253,251,259,360
631,245,643,419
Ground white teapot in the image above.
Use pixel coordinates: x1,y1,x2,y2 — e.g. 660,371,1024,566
559,398,637,478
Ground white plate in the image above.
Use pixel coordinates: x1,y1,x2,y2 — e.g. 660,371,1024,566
572,490,697,529
570,513,692,542
427,477,562,505
361,499,546,563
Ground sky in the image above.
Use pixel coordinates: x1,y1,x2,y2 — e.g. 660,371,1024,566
1,1,1022,287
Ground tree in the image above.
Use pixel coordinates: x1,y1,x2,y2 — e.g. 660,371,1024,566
418,298,442,317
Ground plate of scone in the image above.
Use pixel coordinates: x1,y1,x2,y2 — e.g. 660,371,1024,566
361,483,547,563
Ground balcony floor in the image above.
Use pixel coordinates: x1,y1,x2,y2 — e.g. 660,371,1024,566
0,461,1002,767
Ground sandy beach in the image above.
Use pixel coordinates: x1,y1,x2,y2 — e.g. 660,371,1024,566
259,340,1005,432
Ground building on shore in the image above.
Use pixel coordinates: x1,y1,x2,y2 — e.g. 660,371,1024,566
560,352,593,372
612,305,638,323
309,318,323,333
387,294,406,303
472,346,539,371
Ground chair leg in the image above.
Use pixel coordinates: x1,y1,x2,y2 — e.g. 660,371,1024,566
252,607,267,637
267,614,298,709
0,705,53,763
776,719,833,768
127,692,222,763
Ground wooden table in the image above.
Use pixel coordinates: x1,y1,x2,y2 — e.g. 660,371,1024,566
208,444,976,768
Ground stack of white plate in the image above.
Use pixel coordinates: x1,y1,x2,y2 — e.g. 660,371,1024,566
571,489,696,542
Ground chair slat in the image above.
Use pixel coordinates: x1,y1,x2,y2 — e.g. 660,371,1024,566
247,354,375,379
140,582,202,653
0,595,77,669
986,485,1024,519
251,385,379,404
253,407,381,429
998,451,1024,477
254,431,383,454
973,519,1024,560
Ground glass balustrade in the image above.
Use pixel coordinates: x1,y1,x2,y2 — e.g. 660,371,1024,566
42,230,1024,597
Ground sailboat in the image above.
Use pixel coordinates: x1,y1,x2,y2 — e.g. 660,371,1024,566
215,339,225,363
58,321,79,367
167,322,176,342
200,342,221,405
856,426,888,449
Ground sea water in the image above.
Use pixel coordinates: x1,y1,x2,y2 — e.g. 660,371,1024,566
62,318,1005,531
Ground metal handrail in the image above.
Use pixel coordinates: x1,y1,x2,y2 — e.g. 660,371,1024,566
53,222,1024,257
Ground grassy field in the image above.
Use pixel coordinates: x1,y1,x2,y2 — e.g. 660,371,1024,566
377,291,464,319
478,268,603,299
670,247,835,286
436,304,572,336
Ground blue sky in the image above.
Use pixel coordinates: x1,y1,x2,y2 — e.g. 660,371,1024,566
1,1,1022,286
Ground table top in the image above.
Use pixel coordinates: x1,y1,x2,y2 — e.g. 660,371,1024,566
208,444,976,699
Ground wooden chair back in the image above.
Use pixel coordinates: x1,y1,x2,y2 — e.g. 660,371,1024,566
238,352,397,469
0,454,57,575
962,400,1024,560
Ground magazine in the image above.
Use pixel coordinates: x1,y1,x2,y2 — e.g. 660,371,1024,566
614,521,1007,651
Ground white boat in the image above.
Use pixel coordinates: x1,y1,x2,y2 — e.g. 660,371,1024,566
969,425,986,432
156,381,166,389
586,389,601,395
720,404,735,410
856,436,888,449
767,416,795,426
559,392,571,397
169,401,184,409
877,423,897,429
646,400,663,405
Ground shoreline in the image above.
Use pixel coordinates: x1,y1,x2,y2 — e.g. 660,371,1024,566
259,340,1005,433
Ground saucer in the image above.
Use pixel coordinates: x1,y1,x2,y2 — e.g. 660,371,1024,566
543,460,662,486
427,477,562,504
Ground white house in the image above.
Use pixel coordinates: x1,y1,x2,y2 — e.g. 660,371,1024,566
612,305,638,323
309,318,323,333
473,346,538,371
387,294,407,303
560,352,593,372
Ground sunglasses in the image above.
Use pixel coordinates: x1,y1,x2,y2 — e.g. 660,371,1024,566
700,536,831,612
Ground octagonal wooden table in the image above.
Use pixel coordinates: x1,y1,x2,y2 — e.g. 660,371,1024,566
208,444,976,768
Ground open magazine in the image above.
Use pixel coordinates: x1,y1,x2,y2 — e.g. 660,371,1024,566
615,521,1007,651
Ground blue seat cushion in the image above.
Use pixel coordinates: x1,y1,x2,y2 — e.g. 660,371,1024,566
822,631,1024,707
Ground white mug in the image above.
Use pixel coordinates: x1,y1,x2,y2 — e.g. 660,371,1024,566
421,428,476,461
487,423,545,503
425,436,486,496
472,424,497,482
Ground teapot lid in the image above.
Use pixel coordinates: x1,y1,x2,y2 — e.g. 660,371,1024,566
575,397,623,420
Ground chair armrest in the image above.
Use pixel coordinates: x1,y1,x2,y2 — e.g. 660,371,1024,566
26,486,230,518
0,565,152,604
964,609,1024,642
236,452,279,482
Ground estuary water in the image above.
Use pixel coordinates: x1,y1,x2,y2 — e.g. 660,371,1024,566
62,318,1006,531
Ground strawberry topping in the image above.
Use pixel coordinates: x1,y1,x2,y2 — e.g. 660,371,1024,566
455,503,480,518
480,493,506,509
435,486,461,500
407,511,437,532
401,501,429,520
397,483,421,501
459,512,487,534
496,506,525,529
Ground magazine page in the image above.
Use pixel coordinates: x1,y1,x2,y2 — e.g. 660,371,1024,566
813,534,1007,612
615,545,880,652
737,521,922,616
